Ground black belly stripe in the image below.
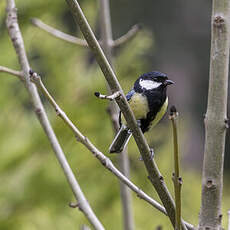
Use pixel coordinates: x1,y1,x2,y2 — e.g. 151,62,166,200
140,90,166,133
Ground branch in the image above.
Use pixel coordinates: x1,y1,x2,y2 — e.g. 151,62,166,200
169,106,182,230
31,18,88,47
199,1,230,229
64,0,182,228
0,65,23,80
30,71,195,230
94,91,121,101
99,0,135,228
112,24,141,48
6,2,104,230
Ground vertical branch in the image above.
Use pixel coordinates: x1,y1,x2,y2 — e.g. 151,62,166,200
199,0,230,229
118,153,134,230
99,1,135,229
5,1,104,229
99,0,113,65
169,106,182,230
99,0,119,132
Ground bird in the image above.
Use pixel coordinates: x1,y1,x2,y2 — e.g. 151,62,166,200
109,71,174,154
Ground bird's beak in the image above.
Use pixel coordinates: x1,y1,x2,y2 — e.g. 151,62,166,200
164,79,174,86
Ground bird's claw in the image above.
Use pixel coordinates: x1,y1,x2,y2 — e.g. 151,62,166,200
139,148,155,161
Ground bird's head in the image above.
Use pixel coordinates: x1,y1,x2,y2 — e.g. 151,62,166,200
134,71,174,92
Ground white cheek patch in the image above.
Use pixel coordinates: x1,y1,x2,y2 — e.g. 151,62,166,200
139,79,162,90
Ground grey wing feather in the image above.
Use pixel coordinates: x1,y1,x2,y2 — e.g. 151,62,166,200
110,89,135,153
119,89,135,126
109,125,132,153
126,89,135,101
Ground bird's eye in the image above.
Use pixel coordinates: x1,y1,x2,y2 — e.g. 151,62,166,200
153,77,158,81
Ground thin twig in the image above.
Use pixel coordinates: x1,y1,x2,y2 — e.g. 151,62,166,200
112,24,141,48
6,2,104,230
31,18,88,47
64,0,185,228
0,65,23,80
94,91,121,101
169,106,182,230
30,71,195,230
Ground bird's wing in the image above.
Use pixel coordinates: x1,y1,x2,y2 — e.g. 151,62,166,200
109,125,132,153
118,89,135,127
126,89,135,101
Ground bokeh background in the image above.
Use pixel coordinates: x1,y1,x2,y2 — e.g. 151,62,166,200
0,0,229,229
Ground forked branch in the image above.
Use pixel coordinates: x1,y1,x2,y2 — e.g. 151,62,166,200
113,24,141,47
31,18,88,46
31,18,140,48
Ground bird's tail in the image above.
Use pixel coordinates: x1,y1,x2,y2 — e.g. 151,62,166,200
109,125,132,153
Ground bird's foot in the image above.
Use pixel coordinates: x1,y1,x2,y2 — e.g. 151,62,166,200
139,148,154,161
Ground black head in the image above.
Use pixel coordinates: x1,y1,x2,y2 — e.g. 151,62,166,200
134,71,174,93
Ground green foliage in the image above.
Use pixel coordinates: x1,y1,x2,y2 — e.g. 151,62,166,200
0,1,230,230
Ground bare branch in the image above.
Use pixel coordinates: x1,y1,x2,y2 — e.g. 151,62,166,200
199,0,230,229
169,106,183,230
30,70,195,230
113,24,141,48
31,18,88,47
6,2,104,229
64,0,180,228
94,91,121,101
0,65,24,80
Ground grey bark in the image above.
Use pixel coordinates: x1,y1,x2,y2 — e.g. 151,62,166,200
198,0,230,229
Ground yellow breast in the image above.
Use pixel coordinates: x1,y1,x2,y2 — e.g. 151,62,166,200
121,94,168,129
128,93,149,120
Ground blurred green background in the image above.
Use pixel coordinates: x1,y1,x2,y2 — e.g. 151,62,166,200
0,0,229,229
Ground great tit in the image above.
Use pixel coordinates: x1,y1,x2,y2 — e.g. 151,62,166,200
109,71,174,154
